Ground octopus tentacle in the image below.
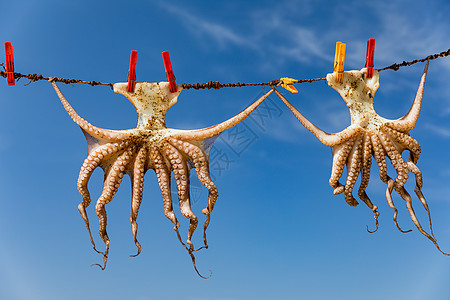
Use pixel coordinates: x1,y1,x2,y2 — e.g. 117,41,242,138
379,130,409,190
94,148,135,270
163,142,198,247
151,147,196,257
369,134,388,184
329,137,355,195
384,125,421,164
129,146,148,257
371,133,411,233
51,81,128,142
388,60,429,132
77,142,123,254
358,133,379,233
171,88,274,140
169,138,218,248
381,130,440,239
406,156,435,238
274,88,362,147
396,185,449,255
382,126,433,236
151,148,180,229
159,142,211,278
379,130,414,230
344,134,363,207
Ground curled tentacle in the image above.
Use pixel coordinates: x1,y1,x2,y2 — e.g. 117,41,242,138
163,142,198,247
386,176,412,233
383,125,421,163
329,137,355,195
129,146,148,257
371,133,411,233
379,129,409,190
396,185,449,255
169,138,218,248
151,147,190,254
172,226,212,279
381,129,442,240
169,139,218,214
94,148,135,269
406,156,435,238
77,142,122,254
151,148,180,228
187,251,212,280
358,134,379,233
383,125,433,236
344,134,363,207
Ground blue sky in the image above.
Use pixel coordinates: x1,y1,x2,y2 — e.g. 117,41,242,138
1,0,450,299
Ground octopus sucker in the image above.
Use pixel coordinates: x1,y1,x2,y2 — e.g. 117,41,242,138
129,146,148,257
163,142,198,246
50,78,273,275
370,132,410,232
94,147,136,269
405,156,434,238
330,137,355,195
378,129,409,189
344,134,363,207
358,133,379,232
384,125,421,164
151,148,180,229
275,60,448,255
169,138,218,248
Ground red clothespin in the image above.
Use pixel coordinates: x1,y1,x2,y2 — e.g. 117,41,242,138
4,42,15,86
127,50,138,93
365,38,375,79
162,51,177,93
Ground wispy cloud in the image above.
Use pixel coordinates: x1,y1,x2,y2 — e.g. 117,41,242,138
423,123,450,138
159,0,450,73
366,2,450,71
159,3,256,50
270,27,330,64
157,1,330,65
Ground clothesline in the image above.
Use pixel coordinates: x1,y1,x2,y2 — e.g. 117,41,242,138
0,48,449,89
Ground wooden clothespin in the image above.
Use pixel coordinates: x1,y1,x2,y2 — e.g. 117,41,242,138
280,77,299,93
4,42,15,86
162,51,177,93
365,38,375,79
127,50,138,93
334,41,346,83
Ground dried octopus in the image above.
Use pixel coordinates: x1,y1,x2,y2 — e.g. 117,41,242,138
274,61,448,255
50,79,274,276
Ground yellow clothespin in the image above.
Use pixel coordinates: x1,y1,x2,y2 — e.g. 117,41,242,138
333,41,346,83
280,77,299,93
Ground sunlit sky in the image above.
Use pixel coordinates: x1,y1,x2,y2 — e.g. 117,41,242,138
1,1,450,299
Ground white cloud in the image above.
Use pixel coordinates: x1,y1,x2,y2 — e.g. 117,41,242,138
158,3,256,50
159,0,450,78
368,2,450,71
270,27,330,63
423,123,450,138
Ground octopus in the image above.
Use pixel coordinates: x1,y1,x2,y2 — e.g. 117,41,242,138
50,79,274,277
274,60,448,255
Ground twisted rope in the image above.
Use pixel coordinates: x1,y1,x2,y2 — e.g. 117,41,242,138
1,48,449,89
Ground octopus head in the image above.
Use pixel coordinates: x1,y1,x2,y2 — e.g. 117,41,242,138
113,82,183,129
326,68,380,108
